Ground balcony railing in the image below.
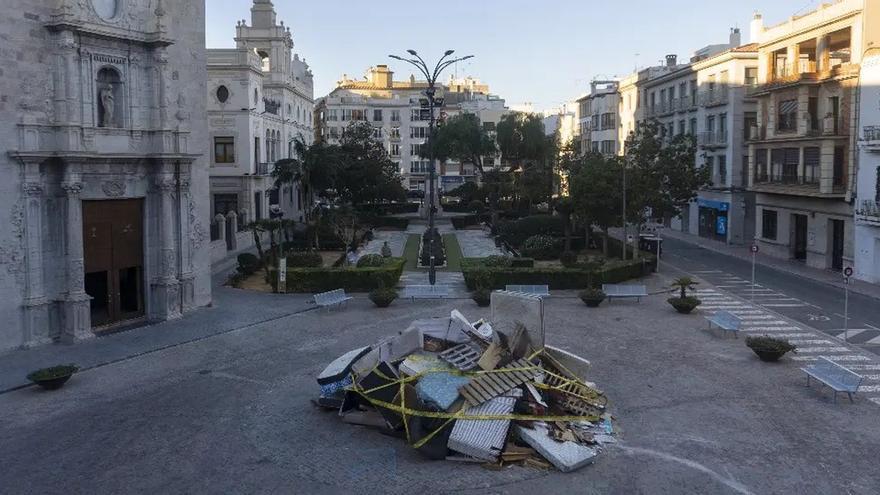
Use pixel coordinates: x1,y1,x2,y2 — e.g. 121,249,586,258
856,200,880,226
754,172,819,186
750,62,859,95
255,162,270,176
697,131,728,147
699,89,729,107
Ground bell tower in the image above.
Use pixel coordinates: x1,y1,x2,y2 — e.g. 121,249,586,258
235,0,293,80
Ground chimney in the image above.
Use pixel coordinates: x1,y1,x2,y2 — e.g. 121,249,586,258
750,12,764,44
666,54,677,67
369,65,393,88
729,28,742,48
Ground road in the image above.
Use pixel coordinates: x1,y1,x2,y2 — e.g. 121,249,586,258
662,237,880,354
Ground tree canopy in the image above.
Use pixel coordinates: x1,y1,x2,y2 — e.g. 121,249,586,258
432,113,496,175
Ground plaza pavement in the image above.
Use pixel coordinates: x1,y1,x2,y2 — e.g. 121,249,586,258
1,271,879,494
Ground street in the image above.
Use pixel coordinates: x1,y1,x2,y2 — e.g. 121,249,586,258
662,238,880,353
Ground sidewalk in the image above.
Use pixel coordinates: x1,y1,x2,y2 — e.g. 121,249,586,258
660,228,880,301
0,264,315,394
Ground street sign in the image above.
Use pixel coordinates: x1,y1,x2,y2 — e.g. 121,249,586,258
844,267,854,278
750,244,759,254
278,258,287,293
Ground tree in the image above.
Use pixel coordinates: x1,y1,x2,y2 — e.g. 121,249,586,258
337,122,406,205
497,113,555,208
554,197,575,252
623,120,710,258
569,153,623,256
432,113,496,176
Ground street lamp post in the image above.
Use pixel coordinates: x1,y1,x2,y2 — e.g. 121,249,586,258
390,50,474,286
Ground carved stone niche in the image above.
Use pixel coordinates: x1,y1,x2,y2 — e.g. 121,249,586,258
96,66,124,128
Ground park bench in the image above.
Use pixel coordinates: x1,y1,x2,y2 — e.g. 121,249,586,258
404,285,450,301
314,289,353,311
801,357,864,403
706,311,742,338
602,284,648,302
505,285,550,297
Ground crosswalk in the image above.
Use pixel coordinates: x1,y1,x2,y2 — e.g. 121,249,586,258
695,288,880,405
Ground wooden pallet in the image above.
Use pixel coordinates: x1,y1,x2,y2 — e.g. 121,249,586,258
458,358,540,406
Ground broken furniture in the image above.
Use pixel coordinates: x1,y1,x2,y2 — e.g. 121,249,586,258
314,289,354,311
313,291,615,473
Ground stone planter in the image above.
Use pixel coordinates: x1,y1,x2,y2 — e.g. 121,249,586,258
27,365,79,391
579,290,606,308
668,297,701,314
751,349,789,362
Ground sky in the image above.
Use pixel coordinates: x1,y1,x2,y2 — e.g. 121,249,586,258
206,0,824,111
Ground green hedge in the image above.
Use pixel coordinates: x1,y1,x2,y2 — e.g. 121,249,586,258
451,215,484,229
461,256,654,291
356,203,419,215
273,258,406,293
369,216,410,230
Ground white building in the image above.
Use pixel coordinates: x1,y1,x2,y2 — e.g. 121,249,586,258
319,66,506,193
577,81,621,156
542,101,579,146
854,1,880,283
207,0,315,226
1,0,211,350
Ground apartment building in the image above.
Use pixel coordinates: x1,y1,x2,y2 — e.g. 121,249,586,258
747,1,864,271
577,81,621,155
685,40,759,245
854,1,880,283
207,0,315,224
319,66,506,192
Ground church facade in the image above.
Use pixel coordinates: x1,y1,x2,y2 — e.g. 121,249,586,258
0,0,212,351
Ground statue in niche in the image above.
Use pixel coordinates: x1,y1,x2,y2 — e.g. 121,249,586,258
100,84,115,127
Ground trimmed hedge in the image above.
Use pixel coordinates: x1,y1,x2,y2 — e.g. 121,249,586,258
497,215,565,247
286,251,323,268
368,216,410,230
273,258,406,293
441,204,473,213
451,215,484,230
356,203,419,215
461,256,654,291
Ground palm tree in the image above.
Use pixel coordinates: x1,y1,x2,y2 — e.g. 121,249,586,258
670,277,698,299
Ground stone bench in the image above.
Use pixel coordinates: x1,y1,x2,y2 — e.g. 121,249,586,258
602,284,648,302
706,310,742,338
314,289,353,311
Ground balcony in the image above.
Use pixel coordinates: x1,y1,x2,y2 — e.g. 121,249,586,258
749,62,860,96
697,131,728,148
862,126,880,152
255,162,270,176
674,96,697,112
698,89,729,107
751,170,844,198
856,200,880,227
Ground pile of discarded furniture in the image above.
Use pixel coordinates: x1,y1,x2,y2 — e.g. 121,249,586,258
313,291,615,472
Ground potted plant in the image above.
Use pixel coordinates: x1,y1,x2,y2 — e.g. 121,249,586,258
369,287,398,308
27,365,79,390
579,288,606,308
667,277,702,314
380,241,392,258
746,336,797,362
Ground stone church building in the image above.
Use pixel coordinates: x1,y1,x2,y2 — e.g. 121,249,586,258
0,0,212,351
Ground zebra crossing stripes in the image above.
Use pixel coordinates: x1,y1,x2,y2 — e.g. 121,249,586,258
791,355,872,362
845,364,880,371
795,346,852,354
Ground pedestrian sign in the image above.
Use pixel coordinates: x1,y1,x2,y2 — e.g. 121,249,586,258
844,267,853,278
750,244,759,254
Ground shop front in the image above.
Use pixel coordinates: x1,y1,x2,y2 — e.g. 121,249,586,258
698,199,730,242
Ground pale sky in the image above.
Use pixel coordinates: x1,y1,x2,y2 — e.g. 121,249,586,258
206,0,823,111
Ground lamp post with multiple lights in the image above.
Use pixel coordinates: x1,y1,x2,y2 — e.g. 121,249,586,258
389,50,473,285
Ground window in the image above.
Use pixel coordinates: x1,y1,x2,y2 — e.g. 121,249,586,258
390,144,400,157
803,147,820,184
755,148,768,182
391,110,401,122
744,112,757,140
216,85,229,103
214,137,235,163
410,127,429,139
744,67,758,87
592,141,600,153
410,143,423,157
601,113,615,130
689,118,697,135
214,194,239,216
762,210,778,240
327,109,338,121
601,140,615,154
678,120,686,135
689,80,698,104
410,160,431,174
390,127,400,139
718,155,727,185
254,89,259,106
373,109,383,122
719,113,727,136
372,127,382,139
777,99,798,132
706,115,715,133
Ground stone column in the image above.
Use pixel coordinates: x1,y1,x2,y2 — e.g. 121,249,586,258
21,175,51,347
226,210,238,251
150,172,182,320
786,44,801,75
215,214,227,245
177,174,195,312
61,169,93,343
153,48,170,130
816,35,831,73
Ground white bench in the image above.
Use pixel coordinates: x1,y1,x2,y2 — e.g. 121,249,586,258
314,289,353,311
505,285,550,297
404,285,450,301
801,357,864,403
706,311,742,338
602,284,648,302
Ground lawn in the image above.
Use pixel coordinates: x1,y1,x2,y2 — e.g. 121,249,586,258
403,234,421,270
441,234,463,272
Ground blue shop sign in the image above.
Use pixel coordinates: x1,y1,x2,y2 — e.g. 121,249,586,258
716,216,728,236
698,198,730,212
